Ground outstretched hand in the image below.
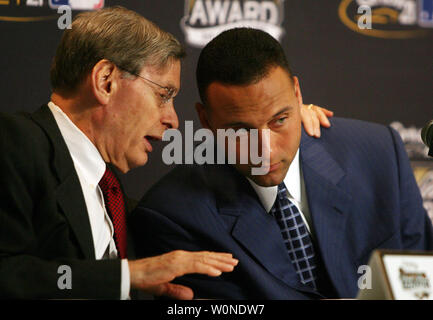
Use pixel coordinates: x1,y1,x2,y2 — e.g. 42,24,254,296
129,250,238,300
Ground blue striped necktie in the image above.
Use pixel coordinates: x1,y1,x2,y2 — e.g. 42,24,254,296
270,182,318,290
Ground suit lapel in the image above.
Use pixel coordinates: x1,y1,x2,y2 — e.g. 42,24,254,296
30,105,95,259
300,130,353,295
55,173,96,259
214,165,319,296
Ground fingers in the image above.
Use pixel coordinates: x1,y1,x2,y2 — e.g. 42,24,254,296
203,252,238,265
319,107,334,117
301,104,334,138
129,250,238,295
310,107,321,137
300,105,315,137
193,252,239,276
301,104,320,137
315,108,331,128
182,251,238,277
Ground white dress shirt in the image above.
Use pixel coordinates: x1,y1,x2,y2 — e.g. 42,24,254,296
48,102,130,299
247,149,314,235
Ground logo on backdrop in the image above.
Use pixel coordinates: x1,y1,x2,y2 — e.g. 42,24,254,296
339,0,433,38
49,0,104,10
181,0,285,48
391,122,433,224
0,0,104,22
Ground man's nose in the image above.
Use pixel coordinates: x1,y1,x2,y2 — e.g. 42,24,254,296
161,101,179,130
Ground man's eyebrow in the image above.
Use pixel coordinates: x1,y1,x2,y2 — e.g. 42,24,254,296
223,106,294,128
269,106,293,120
223,120,253,128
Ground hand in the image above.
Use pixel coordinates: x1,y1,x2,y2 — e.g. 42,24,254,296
129,250,238,300
301,104,334,138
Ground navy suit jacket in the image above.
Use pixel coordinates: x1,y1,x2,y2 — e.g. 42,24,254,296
131,118,433,299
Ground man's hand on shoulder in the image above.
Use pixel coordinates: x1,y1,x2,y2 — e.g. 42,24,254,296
301,104,334,138
129,250,238,300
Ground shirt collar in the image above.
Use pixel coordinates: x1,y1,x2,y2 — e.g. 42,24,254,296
48,101,106,186
247,148,301,213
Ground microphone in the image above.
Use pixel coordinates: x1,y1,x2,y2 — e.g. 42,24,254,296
421,120,433,157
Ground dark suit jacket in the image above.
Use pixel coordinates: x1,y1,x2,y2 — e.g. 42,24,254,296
131,117,433,299
0,105,136,299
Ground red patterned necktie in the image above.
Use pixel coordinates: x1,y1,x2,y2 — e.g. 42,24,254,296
98,167,127,259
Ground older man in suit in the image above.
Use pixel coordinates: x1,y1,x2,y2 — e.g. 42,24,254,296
0,6,241,300
131,28,433,299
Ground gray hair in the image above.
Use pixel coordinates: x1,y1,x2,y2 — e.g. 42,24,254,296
50,6,185,91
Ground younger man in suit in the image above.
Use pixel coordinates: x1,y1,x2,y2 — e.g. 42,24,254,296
131,28,433,299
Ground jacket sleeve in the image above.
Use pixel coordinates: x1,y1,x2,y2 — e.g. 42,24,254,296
388,126,433,250
130,205,248,300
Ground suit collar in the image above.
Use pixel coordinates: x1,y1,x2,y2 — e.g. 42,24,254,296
48,102,106,188
30,105,95,259
213,164,321,297
246,148,302,213
299,129,346,186
30,105,77,182
300,129,353,296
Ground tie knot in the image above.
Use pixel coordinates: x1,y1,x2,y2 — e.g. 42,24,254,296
99,167,120,193
277,182,287,199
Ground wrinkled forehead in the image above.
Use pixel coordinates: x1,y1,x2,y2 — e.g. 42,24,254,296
141,58,182,88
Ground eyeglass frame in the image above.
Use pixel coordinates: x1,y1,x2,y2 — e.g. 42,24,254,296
115,64,177,105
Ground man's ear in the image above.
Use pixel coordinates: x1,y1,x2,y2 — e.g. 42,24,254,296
292,76,304,107
195,102,211,130
91,59,117,105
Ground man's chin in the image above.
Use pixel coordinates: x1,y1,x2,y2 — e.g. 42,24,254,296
137,154,149,168
246,171,285,187
233,164,288,187
124,153,149,173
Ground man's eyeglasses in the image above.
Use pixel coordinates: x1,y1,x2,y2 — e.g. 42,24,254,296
117,65,176,105
132,73,176,105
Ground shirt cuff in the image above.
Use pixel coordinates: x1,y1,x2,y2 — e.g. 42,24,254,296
120,259,131,300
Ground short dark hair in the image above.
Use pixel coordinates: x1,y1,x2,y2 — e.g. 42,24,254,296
50,6,185,92
196,28,293,104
